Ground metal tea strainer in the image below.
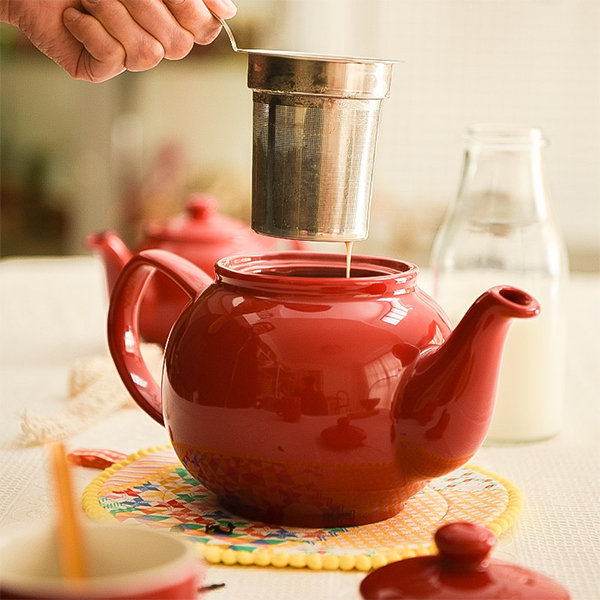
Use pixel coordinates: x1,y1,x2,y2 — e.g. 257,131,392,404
213,14,397,242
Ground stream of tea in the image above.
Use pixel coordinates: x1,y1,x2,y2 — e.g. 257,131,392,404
345,241,353,278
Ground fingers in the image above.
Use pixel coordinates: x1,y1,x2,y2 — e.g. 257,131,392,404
63,7,126,82
203,0,238,19
164,0,237,45
120,0,194,60
62,0,238,82
80,0,165,71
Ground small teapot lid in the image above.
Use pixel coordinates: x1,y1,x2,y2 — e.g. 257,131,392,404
360,522,570,599
143,193,255,245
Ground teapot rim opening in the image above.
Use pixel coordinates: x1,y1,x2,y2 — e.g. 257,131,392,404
215,252,418,284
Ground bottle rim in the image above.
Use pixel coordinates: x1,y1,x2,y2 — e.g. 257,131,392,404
464,124,547,149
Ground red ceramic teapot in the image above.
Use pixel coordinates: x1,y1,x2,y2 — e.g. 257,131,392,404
87,193,303,345
107,250,539,528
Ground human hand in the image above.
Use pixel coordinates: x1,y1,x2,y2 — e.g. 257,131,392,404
1,0,237,82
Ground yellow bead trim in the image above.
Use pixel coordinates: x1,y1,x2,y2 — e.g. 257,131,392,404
82,445,173,522
468,462,524,536
82,449,523,572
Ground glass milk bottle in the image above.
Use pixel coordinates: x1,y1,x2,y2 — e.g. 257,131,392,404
430,125,569,443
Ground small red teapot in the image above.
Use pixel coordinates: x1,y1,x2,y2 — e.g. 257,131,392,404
107,250,539,528
87,193,303,345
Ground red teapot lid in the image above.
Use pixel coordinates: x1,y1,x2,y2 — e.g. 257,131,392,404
144,193,264,246
360,522,570,599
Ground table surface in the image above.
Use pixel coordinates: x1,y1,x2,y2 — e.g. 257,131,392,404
1,255,599,600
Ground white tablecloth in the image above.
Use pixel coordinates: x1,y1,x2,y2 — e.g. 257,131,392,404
1,256,599,599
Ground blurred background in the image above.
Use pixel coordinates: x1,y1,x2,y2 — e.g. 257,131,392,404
1,0,598,270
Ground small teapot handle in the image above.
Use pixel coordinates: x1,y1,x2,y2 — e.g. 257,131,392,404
107,249,213,425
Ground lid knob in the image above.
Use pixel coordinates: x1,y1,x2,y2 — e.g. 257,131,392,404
435,522,495,569
185,194,219,221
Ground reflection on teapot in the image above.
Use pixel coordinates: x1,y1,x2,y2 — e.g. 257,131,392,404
107,250,539,528
86,193,303,345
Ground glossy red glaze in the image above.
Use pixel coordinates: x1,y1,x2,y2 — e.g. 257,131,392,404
360,522,570,599
86,194,300,345
107,250,539,527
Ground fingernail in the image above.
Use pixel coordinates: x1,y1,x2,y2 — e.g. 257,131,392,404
217,0,237,17
63,7,81,22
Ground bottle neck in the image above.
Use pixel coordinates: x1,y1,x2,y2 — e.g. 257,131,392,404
454,126,551,225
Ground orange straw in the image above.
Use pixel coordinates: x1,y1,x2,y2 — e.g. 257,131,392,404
48,442,88,580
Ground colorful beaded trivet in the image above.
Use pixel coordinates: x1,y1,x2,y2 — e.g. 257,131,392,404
82,446,522,571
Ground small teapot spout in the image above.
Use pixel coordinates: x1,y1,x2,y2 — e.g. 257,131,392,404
394,286,540,477
85,230,133,294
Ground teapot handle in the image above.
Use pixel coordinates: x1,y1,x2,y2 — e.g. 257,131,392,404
107,249,213,425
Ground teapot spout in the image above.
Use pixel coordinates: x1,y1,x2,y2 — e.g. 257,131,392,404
85,230,133,294
394,286,540,477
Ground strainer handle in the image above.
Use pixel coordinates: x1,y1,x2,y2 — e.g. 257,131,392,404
209,10,240,52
